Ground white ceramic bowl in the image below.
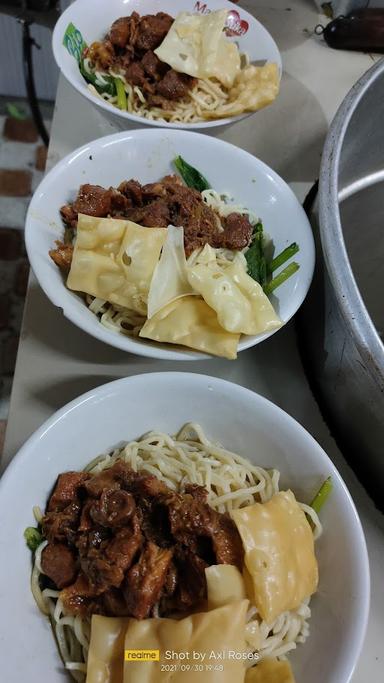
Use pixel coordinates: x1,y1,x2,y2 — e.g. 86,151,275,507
26,129,315,360
52,0,282,130
0,372,369,683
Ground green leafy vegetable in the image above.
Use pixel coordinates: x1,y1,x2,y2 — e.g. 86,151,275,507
269,242,299,273
114,78,127,110
246,228,299,293
310,476,333,514
263,262,300,295
6,103,27,120
245,222,267,287
79,58,116,97
63,22,116,97
24,527,43,553
174,156,211,192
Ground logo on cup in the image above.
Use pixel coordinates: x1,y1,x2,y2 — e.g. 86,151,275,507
193,3,249,37
224,10,249,37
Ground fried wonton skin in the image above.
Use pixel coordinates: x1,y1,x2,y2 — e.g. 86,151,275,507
231,490,318,623
139,296,240,359
67,214,166,315
245,658,296,683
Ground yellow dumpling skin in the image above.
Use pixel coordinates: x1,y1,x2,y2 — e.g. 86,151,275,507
231,490,318,623
245,658,296,683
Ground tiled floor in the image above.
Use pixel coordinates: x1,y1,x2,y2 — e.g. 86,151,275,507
0,99,53,455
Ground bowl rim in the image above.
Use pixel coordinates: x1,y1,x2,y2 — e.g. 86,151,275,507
25,127,315,361
51,0,282,130
0,371,371,683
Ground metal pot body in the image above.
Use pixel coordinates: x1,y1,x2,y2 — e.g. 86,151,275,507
299,58,384,503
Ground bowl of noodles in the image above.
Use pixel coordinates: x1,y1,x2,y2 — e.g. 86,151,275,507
52,0,282,129
25,128,314,360
0,372,369,683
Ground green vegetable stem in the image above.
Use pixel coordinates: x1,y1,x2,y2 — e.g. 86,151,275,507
79,57,116,97
269,242,299,273
263,261,300,295
114,78,127,111
310,476,333,514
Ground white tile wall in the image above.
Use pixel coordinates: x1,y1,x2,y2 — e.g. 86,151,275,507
0,0,74,100
0,16,58,100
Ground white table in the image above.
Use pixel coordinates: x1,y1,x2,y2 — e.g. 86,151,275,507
2,1,383,680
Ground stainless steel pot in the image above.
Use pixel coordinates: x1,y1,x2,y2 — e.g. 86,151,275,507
298,57,384,505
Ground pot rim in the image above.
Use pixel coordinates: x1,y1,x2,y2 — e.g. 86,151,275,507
319,57,384,385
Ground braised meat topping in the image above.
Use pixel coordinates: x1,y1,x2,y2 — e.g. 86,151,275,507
219,213,254,251
49,241,74,273
156,69,195,100
41,543,77,589
43,501,82,546
84,12,196,109
123,541,173,619
109,17,134,49
87,40,115,70
88,489,136,528
47,472,91,512
51,175,254,271
72,183,113,218
141,50,168,81
134,12,173,51
40,461,243,618
170,548,208,612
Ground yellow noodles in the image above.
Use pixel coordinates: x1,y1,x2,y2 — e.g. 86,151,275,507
31,424,321,681
83,51,280,125
93,74,229,124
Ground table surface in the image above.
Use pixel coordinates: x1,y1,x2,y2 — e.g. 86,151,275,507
2,1,383,680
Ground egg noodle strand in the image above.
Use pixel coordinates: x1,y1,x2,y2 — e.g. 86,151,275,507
31,423,321,681
83,55,252,123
